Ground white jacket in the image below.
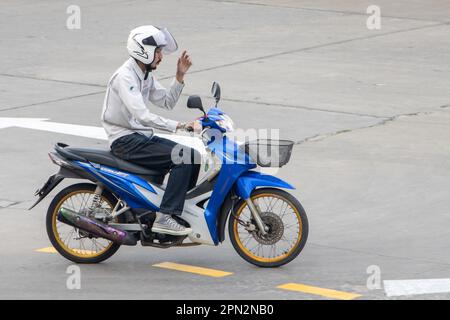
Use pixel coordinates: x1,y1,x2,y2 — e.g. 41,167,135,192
101,58,184,146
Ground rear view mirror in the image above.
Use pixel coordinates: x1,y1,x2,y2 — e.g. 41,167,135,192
211,82,221,106
187,95,206,115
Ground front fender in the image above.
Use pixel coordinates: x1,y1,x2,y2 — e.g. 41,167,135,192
234,171,294,199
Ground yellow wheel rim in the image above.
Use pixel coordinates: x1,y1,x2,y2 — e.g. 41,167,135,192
52,190,115,259
233,193,303,264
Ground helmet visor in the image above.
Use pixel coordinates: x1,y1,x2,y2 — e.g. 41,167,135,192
160,28,178,54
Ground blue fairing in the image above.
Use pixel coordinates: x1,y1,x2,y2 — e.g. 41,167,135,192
199,109,296,244
75,161,160,211
235,171,295,200
204,135,255,245
201,107,227,132
206,107,224,117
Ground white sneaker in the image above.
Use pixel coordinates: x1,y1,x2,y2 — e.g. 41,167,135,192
151,213,192,236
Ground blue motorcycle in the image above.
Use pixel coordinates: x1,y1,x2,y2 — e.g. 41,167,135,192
30,82,308,267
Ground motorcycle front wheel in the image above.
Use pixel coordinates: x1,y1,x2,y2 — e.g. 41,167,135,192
228,188,308,268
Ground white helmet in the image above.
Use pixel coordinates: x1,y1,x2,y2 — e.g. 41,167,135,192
127,25,178,65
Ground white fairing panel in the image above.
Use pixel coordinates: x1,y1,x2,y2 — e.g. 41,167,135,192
181,192,214,245
134,184,215,245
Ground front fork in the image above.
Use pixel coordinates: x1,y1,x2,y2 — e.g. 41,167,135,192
245,198,268,235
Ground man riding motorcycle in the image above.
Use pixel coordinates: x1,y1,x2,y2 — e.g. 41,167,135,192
100,25,201,236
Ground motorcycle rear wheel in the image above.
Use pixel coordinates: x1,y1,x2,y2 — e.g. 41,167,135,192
46,183,122,264
228,188,308,268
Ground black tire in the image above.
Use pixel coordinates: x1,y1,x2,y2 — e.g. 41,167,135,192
228,188,308,268
46,183,122,264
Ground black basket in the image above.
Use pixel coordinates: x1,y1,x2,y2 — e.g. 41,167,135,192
243,139,294,167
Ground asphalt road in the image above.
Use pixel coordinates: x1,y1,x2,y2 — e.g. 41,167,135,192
1,0,450,300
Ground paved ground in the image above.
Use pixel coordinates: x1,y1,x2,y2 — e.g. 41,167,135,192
1,0,450,300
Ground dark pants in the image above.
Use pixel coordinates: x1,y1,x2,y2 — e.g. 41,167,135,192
111,133,200,215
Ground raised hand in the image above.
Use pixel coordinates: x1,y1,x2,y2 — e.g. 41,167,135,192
176,50,192,83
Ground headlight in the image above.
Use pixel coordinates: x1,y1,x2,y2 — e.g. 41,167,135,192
216,114,235,132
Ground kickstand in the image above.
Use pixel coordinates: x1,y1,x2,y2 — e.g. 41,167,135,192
136,211,153,238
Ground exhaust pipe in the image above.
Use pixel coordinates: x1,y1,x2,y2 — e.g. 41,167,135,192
57,207,136,245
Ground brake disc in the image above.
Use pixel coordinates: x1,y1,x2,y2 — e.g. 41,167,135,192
251,212,284,245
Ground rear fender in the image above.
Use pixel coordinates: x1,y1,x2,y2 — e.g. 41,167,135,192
28,174,65,210
28,166,95,210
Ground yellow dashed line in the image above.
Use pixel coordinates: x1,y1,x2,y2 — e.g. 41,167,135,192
35,247,96,255
36,248,359,299
35,247,57,253
153,262,233,278
278,283,362,300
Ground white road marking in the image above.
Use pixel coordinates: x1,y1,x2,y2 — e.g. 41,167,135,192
0,117,206,154
384,278,450,297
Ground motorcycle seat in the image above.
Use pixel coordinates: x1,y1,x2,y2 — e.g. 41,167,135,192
55,143,168,179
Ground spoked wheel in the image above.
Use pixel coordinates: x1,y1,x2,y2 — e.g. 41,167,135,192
229,188,308,267
46,183,122,264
